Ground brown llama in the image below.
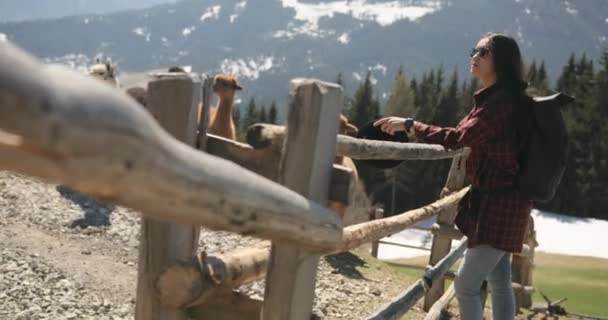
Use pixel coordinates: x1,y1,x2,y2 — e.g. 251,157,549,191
246,114,363,221
200,74,242,141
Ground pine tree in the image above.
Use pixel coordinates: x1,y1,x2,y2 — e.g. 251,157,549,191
432,65,444,109
414,70,436,122
336,72,344,87
589,49,608,217
242,97,258,130
527,60,538,85
557,53,577,92
233,106,241,131
268,100,278,124
434,68,460,126
536,60,550,94
541,52,597,216
346,71,383,204
259,105,267,123
347,71,380,127
383,66,415,117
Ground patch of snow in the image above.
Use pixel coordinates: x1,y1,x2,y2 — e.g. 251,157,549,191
168,51,190,63
524,7,531,15
273,21,336,39
201,5,221,22
84,18,89,24
532,210,608,259
369,63,387,75
133,27,151,42
43,53,92,74
605,17,608,23
236,1,247,10
99,41,112,49
564,1,578,15
337,32,350,44
219,55,276,80
0,33,6,42
230,1,247,23
369,75,378,85
376,217,436,260
279,0,442,37
182,26,196,37
307,52,314,69
377,210,608,261
352,72,362,81
161,37,170,47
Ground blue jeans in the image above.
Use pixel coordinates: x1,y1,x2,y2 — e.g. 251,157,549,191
454,245,515,320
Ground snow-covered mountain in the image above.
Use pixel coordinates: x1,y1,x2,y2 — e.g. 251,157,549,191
0,0,178,22
1,0,607,117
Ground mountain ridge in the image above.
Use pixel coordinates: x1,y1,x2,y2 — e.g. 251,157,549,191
1,0,606,115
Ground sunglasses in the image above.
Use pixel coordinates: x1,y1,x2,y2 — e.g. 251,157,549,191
470,47,490,58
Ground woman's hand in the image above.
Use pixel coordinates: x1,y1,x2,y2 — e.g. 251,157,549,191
373,117,417,140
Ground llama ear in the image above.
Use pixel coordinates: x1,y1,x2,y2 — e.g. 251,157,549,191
345,123,359,136
105,61,114,73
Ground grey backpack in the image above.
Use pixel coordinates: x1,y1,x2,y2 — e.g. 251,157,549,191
516,92,574,203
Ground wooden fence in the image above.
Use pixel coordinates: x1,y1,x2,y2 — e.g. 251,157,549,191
0,41,534,319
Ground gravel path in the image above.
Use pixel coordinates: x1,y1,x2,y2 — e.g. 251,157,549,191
0,171,417,319
0,247,133,320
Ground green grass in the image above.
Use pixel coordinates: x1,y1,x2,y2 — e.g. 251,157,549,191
529,252,608,317
386,252,608,318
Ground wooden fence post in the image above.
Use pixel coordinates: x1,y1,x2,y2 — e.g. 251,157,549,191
370,208,384,258
512,215,537,310
423,152,469,311
135,73,203,320
261,79,343,320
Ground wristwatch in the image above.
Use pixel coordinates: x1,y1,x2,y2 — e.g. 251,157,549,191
403,118,415,131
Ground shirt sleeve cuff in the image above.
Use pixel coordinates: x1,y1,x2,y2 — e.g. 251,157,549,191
413,121,429,141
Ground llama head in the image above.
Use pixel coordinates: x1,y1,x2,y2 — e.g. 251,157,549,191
89,57,118,87
339,114,358,136
213,74,242,100
246,114,358,153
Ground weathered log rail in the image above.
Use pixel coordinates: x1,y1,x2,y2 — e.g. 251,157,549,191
367,238,468,320
0,40,529,320
155,188,470,308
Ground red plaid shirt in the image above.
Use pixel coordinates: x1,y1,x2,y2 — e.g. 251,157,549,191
414,84,533,253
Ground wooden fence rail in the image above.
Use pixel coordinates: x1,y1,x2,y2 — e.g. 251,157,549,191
245,123,470,161
155,188,469,308
367,239,468,320
337,135,470,160
423,283,456,320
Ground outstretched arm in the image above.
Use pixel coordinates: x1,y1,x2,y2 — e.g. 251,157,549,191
413,107,502,150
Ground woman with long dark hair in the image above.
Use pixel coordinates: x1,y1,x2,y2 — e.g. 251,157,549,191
374,32,533,320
